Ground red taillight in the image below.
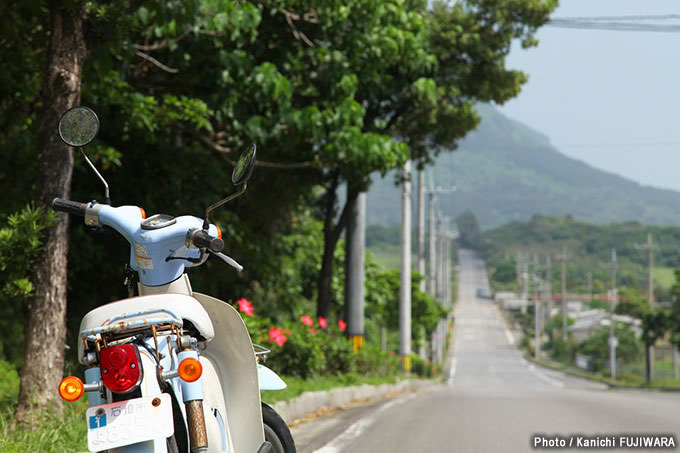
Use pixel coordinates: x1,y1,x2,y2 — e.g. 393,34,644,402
100,344,143,394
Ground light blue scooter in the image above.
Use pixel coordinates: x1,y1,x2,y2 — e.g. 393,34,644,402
55,106,295,453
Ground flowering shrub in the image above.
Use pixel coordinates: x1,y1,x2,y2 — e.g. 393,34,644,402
233,302,403,379
237,298,254,316
266,326,324,378
268,328,287,346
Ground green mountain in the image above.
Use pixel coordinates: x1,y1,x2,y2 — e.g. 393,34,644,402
366,104,680,229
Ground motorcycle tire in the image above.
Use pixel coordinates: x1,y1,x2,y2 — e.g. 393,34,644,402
262,402,296,453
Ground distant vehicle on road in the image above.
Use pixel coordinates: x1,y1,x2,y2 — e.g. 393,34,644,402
477,288,491,298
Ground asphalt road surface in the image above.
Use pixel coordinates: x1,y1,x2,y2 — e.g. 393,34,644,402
291,249,680,452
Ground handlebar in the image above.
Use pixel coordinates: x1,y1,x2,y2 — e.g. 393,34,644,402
190,229,224,253
52,198,87,216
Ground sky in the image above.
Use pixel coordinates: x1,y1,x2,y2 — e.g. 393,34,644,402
498,0,680,192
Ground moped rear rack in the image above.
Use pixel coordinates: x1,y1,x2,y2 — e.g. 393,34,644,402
80,308,183,340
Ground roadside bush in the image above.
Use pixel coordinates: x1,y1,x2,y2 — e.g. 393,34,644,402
577,325,642,371
0,360,19,409
266,328,324,379
410,354,434,377
321,330,354,375
354,345,399,376
547,337,578,363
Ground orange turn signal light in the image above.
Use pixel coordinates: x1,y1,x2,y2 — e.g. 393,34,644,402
216,226,222,239
59,376,84,402
178,358,202,382
139,207,147,219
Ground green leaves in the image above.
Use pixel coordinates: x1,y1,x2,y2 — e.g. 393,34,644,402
0,206,55,365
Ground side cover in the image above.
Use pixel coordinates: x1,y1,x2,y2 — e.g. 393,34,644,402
192,292,265,452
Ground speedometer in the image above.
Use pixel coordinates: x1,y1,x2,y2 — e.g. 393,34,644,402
141,214,177,230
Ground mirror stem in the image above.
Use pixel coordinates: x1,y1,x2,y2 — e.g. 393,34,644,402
203,183,247,229
80,149,111,204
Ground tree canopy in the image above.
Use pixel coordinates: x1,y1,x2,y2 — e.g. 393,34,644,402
1,0,557,421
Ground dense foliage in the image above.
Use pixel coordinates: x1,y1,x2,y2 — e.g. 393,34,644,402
480,214,680,297
2,0,557,418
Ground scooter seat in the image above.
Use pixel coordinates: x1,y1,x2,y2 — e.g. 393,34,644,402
78,293,215,360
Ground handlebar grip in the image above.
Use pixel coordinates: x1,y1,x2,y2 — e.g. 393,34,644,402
192,230,224,253
51,198,87,216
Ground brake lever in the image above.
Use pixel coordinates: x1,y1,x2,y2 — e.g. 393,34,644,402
211,251,244,272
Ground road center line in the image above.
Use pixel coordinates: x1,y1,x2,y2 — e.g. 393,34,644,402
313,393,418,453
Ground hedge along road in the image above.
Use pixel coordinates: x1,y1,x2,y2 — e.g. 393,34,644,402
290,249,680,453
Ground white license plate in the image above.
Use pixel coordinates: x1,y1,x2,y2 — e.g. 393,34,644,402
86,393,174,452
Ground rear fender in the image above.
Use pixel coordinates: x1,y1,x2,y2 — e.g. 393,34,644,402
192,292,265,452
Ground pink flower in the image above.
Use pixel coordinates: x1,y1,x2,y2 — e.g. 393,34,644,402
268,328,287,346
237,298,254,316
318,316,328,329
309,328,317,334
389,351,395,357
284,329,291,335
338,320,347,332
300,315,313,326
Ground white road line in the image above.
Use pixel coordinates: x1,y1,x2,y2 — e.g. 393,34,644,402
448,357,457,386
504,327,515,345
313,393,418,453
528,364,565,388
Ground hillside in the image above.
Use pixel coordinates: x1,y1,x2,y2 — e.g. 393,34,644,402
365,104,680,229
478,214,680,298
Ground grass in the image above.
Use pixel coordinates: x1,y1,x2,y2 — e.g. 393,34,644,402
530,356,680,390
0,399,89,453
368,244,416,270
654,266,676,290
0,373,412,451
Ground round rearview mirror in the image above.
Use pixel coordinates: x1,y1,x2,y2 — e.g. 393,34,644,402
231,144,256,186
58,106,100,147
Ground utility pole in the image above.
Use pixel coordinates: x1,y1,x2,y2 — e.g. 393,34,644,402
601,248,618,379
516,251,521,290
417,169,426,292
533,254,541,361
556,246,570,342
635,232,659,380
399,160,412,372
545,255,552,329
520,257,529,313
587,272,593,302
344,191,366,353
446,228,452,308
635,232,658,306
437,214,445,301
426,177,455,297
428,183,436,297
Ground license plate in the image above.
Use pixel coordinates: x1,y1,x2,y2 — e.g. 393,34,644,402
86,393,173,452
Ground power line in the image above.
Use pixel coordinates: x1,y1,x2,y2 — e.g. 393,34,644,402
553,15,680,22
548,15,680,33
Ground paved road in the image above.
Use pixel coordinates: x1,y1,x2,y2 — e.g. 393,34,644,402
291,249,680,452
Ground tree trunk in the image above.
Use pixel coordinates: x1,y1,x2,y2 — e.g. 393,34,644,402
316,177,356,319
13,3,86,428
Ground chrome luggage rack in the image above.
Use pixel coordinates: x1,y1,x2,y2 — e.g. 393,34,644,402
80,308,184,352
253,344,271,360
